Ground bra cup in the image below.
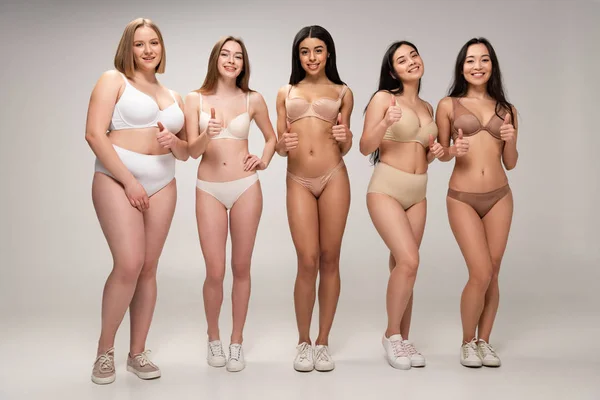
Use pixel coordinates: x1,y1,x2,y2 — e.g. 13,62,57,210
286,98,311,121
486,116,504,139
117,87,160,127
453,114,481,136
312,99,340,122
159,104,184,134
199,111,210,133
202,112,250,140
227,113,251,139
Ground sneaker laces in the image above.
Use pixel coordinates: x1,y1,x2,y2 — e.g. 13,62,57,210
314,346,331,363
403,341,420,357
209,341,225,358
296,342,312,362
133,350,157,368
94,348,115,372
390,339,407,357
478,340,497,358
462,339,478,358
229,344,242,361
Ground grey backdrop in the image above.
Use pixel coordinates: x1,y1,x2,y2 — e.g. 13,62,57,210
1,0,599,398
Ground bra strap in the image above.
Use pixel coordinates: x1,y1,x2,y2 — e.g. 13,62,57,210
338,84,348,99
119,72,130,86
246,92,250,111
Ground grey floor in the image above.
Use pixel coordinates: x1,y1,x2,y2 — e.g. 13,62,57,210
2,295,598,400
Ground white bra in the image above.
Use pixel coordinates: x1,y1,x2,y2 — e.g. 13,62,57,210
110,72,184,134
198,92,251,140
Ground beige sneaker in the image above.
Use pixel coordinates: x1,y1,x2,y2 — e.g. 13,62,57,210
91,347,116,385
127,350,161,380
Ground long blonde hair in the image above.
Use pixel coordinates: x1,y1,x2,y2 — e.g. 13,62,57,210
114,18,166,79
197,36,252,94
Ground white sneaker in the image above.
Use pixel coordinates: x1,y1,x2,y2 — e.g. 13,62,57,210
477,339,501,367
460,338,483,367
293,342,314,372
207,340,226,367
402,339,426,367
226,343,245,372
314,345,335,372
382,334,411,370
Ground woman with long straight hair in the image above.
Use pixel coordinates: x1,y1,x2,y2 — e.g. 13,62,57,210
435,37,519,368
359,40,443,370
85,17,188,384
275,25,354,372
184,36,277,372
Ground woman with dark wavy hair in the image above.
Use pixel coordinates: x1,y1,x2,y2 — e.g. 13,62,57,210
435,37,519,368
360,40,443,370
275,25,354,372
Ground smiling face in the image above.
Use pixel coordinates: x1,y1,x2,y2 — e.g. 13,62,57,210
391,44,424,83
132,25,162,71
463,43,492,86
217,40,244,80
298,37,328,76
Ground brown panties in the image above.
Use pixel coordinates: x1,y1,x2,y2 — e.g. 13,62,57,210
287,160,345,198
447,184,510,218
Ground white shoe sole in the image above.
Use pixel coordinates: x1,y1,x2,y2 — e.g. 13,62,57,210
207,358,227,367
461,359,483,368
388,359,411,370
126,366,161,379
483,359,501,367
315,363,335,372
91,374,115,385
294,363,314,372
226,362,245,372
411,359,426,367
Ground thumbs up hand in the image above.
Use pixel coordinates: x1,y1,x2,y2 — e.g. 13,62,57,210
207,107,222,137
384,95,402,127
428,134,444,159
454,129,470,157
332,113,349,143
282,121,299,151
500,113,515,142
156,121,176,149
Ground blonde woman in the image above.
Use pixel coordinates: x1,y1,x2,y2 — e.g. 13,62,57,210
184,36,276,372
85,18,188,384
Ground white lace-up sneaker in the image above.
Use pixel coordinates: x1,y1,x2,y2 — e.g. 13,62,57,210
382,334,411,370
477,339,501,367
226,343,245,372
460,338,483,367
293,342,314,372
207,340,227,367
402,339,426,367
314,345,335,372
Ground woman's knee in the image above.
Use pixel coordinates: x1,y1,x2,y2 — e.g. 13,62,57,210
297,252,319,281
394,250,420,278
468,266,493,289
205,265,225,286
319,249,340,275
231,260,251,281
113,252,145,284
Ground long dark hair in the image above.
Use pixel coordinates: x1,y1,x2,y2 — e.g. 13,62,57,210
448,37,513,122
289,25,344,85
367,40,422,164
